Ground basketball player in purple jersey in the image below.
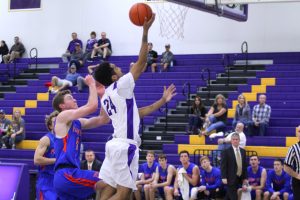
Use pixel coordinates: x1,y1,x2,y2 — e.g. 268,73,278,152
93,14,176,200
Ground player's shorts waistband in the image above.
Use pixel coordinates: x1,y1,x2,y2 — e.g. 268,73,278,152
111,137,138,146
55,164,77,172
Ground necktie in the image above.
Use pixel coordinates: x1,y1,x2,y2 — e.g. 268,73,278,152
88,164,92,170
236,147,242,177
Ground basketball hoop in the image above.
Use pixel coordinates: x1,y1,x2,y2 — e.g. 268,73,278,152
145,0,188,39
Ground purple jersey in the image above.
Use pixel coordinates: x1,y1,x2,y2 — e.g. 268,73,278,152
54,120,82,170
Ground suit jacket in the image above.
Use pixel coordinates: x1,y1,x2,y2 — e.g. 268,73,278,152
221,146,247,185
80,159,102,171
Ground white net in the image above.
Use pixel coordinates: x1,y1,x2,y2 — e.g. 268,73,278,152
146,0,189,39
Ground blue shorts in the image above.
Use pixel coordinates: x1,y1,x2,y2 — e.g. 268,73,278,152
54,168,100,200
36,188,57,200
36,175,57,200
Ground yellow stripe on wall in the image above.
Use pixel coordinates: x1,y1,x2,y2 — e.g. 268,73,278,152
37,93,49,101
25,100,37,108
178,144,289,157
189,135,206,145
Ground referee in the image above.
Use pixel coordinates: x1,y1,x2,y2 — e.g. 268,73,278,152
284,125,300,199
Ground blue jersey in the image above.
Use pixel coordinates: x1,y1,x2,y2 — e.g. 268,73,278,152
141,162,158,180
36,132,57,200
158,164,175,185
247,166,263,187
178,162,199,188
54,120,82,170
266,170,291,194
200,167,222,190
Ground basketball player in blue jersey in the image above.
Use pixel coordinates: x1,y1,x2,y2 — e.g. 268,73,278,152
149,154,176,200
238,155,266,200
135,150,158,200
191,156,224,200
174,150,200,200
52,75,110,200
34,111,59,200
264,159,291,200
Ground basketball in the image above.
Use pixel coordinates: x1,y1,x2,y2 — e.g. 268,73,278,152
129,3,153,26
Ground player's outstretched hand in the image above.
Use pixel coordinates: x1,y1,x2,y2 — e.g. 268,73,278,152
143,13,156,31
162,84,177,103
84,74,96,86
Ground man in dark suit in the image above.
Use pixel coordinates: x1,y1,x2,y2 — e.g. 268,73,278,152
80,149,102,171
221,133,248,200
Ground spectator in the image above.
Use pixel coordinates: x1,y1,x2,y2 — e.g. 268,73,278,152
160,44,174,72
62,32,83,62
80,149,102,200
233,94,251,130
173,150,200,200
50,66,80,94
0,109,11,148
90,32,112,61
80,150,102,171
221,133,248,200
3,36,25,64
2,109,25,149
0,40,9,63
191,156,224,200
263,159,291,200
238,155,267,200
249,94,271,136
144,42,158,72
69,43,84,69
147,154,176,200
135,150,158,200
83,31,98,63
201,94,227,136
187,96,206,135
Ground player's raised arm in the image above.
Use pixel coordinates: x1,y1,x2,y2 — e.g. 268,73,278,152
139,84,176,118
54,75,98,125
130,14,155,81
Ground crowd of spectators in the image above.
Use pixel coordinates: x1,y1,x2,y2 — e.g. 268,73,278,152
135,135,294,200
186,93,271,138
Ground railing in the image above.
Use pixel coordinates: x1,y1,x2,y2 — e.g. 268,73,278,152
30,48,38,75
159,103,168,133
241,41,248,72
182,82,191,117
193,148,258,167
223,54,231,86
201,68,211,101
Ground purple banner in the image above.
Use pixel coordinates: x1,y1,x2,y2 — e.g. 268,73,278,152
0,165,20,200
10,0,41,10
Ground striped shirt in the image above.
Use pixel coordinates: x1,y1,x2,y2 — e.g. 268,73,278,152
284,142,300,174
252,103,271,123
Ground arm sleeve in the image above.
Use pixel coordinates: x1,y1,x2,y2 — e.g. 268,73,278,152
234,105,238,120
221,150,227,179
117,73,135,99
284,146,295,168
